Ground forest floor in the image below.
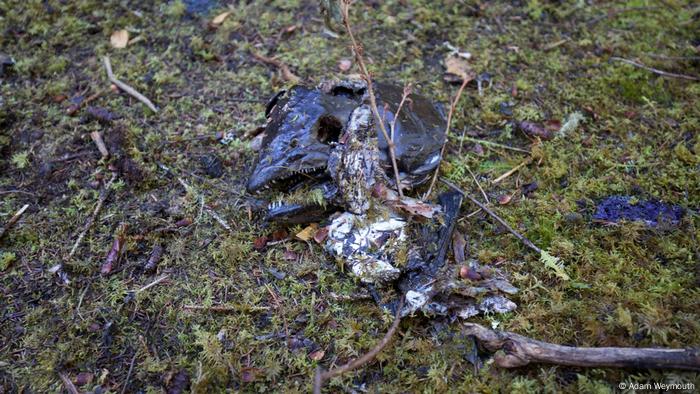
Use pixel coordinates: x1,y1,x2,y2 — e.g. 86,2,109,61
1,0,699,392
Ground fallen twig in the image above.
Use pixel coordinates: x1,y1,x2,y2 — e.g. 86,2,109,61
66,88,109,116
424,76,470,198
463,323,700,371
119,352,138,394
103,56,159,112
90,131,109,159
340,1,404,198
454,135,531,154
251,51,301,83
0,204,29,241
58,372,80,394
183,304,270,312
441,178,542,254
610,56,700,81
492,157,532,184
175,177,233,233
68,173,118,260
135,274,169,293
313,298,404,394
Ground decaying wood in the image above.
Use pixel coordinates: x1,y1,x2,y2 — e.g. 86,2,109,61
103,56,159,112
464,323,700,371
90,131,109,159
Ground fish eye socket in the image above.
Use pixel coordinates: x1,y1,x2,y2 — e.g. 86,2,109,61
290,138,299,148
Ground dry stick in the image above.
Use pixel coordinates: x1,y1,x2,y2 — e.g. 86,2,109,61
90,131,110,159
0,204,29,241
103,56,159,112
466,165,489,204
463,323,700,371
120,352,138,394
183,304,270,312
610,56,700,81
390,83,412,144
340,1,403,198
313,298,404,394
424,77,469,199
455,135,531,154
58,372,80,394
175,177,233,233
441,178,542,254
66,88,109,116
251,51,301,83
68,173,118,260
492,157,532,184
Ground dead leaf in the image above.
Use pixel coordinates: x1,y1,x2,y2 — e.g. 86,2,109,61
253,236,268,250
313,227,329,244
295,224,319,241
309,350,325,361
452,231,467,264
110,29,129,49
211,11,232,26
241,367,262,383
444,54,475,82
497,194,512,205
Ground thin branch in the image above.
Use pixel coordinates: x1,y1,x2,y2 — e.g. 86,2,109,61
340,0,403,198
464,323,700,371
58,372,79,394
492,157,532,184
0,204,29,241
441,178,542,254
66,87,109,116
103,56,159,112
610,56,700,81
390,83,412,143
424,77,469,198
466,165,489,204
68,173,117,260
251,51,301,83
454,135,531,154
313,298,404,394
90,131,109,159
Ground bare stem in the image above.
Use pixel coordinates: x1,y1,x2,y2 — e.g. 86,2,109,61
313,298,404,393
340,1,403,198
424,77,469,199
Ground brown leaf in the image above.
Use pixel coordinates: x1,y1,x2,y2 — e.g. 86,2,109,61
338,58,352,72
497,194,512,205
460,266,482,281
211,11,232,26
313,226,329,244
110,29,129,49
102,224,128,275
241,367,262,383
174,218,192,228
295,224,318,241
309,350,325,361
517,121,553,140
271,229,288,242
75,372,93,386
283,249,298,261
444,54,475,82
253,236,268,250
452,231,467,264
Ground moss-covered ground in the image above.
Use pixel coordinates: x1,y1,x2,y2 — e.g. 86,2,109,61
1,0,699,392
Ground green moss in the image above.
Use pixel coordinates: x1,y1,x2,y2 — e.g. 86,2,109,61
1,0,699,392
